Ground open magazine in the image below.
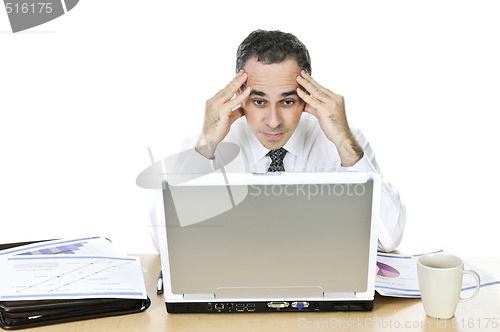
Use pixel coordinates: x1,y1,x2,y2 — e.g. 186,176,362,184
375,250,500,298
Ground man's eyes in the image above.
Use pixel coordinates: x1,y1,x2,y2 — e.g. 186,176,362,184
251,99,296,107
253,99,266,106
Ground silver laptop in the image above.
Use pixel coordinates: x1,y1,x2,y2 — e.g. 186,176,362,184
154,169,381,313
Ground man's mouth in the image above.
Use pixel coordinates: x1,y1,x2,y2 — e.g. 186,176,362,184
263,132,284,140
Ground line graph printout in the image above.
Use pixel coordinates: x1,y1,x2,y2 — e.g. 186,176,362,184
0,236,129,259
0,237,147,301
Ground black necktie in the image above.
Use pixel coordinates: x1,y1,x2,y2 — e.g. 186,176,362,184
267,148,287,172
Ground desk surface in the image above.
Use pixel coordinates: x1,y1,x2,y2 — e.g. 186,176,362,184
27,254,499,332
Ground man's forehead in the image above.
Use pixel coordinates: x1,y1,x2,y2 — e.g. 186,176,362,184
243,57,301,77
243,58,301,96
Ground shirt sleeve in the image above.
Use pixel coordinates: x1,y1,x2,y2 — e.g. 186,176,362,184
344,128,407,253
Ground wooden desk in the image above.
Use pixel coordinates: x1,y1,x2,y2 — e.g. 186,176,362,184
28,254,500,332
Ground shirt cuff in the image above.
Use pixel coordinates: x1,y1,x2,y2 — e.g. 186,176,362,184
338,153,376,172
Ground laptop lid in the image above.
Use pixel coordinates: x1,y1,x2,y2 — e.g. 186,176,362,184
157,171,380,307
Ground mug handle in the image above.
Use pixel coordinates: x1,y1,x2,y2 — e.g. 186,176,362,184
459,269,481,302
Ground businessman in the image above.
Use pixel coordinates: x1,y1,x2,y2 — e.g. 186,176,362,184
195,30,406,252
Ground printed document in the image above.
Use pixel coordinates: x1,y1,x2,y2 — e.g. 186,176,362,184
375,250,500,298
0,236,147,301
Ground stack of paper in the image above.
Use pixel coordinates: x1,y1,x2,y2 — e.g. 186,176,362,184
375,250,500,298
0,236,147,301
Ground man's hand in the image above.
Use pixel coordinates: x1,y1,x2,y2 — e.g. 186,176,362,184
196,70,251,159
296,70,363,167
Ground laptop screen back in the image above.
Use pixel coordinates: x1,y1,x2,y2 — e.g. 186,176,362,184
162,172,378,298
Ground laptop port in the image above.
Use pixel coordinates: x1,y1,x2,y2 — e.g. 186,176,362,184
267,301,289,309
226,303,233,310
292,301,310,309
214,303,224,310
247,303,256,312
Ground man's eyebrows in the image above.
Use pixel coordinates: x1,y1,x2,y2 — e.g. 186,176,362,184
249,90,299,98
249,89,267,97
280,90,299,98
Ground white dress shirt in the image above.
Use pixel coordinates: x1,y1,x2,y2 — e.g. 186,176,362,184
224,113,406,252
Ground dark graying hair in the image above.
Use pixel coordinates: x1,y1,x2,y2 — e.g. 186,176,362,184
236,30,312,75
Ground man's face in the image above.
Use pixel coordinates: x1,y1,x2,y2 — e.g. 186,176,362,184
240,57,305,150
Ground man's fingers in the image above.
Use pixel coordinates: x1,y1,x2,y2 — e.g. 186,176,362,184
217,70,248,100
297,75,327,102
226,86,252,110
297,87,321,110
297,70,337,101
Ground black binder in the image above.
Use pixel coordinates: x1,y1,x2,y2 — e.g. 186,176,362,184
0,241,151,330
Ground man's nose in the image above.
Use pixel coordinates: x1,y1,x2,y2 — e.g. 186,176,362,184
265,105,282,129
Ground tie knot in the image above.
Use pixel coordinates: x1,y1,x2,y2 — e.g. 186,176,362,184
268,148,287,172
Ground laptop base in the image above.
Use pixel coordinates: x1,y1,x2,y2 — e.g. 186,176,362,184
166,300,373,313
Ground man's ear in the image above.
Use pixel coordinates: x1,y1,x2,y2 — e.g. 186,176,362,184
297,86,309,113
237,85,247,111
237,83,247,96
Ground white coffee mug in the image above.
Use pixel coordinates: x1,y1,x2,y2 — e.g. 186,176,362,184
417,254,480,319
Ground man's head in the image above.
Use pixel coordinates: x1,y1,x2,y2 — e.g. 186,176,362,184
236,30,312,150
236,30,312,75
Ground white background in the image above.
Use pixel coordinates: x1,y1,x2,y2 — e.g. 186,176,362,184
1,0,499,255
